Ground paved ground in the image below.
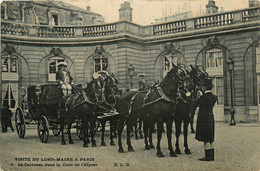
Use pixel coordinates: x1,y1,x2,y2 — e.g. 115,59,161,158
0,122,260,171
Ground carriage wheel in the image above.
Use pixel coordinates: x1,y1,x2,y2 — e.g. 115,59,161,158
37,116,49,143
76,121,83,140
15,108,26,138
52,125,61,136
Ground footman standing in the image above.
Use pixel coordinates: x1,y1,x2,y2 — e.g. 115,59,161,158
195,78,217,161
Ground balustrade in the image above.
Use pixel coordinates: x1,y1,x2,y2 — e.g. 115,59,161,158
195,12,233,29
83,24,116,37
242,7,260,21
1,22,29,36
153,20,186,35
37,27,75,38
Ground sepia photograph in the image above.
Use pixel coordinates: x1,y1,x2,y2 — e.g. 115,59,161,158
0,0,260,170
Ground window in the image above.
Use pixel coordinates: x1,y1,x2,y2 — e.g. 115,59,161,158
163,53,178,77
206,48,223,69
52,15,58,25
48,57,64,81
94,55,108,72
2,83,18,110
2,55,18,73
206,48,223,76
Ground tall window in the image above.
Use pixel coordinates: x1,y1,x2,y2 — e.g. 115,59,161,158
2,83,18,110
2,55,18,73
48,57,64,81
206,48,223,76
163,53,178,77
94,55,108,72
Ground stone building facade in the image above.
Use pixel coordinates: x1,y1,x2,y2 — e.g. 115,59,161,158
1,1,260,123
1,0,104,25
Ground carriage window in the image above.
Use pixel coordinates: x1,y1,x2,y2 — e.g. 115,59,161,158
163,53,178,77
94,55,108,72
48,57,64,81
1,55,18,73
206,49,223,69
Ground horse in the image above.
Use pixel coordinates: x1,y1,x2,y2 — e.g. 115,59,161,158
57,77,105,147
116,64,191,157
188,65,210,133
95,73,120,146
174,65,211,155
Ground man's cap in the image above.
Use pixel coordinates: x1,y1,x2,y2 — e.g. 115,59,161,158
137,73,146,77
58,62,68,67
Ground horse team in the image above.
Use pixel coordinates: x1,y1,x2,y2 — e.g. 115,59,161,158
57,64,210,157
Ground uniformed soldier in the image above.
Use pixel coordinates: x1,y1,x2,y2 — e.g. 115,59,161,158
56,62,73,96
137,73,147,91
194,78,217,161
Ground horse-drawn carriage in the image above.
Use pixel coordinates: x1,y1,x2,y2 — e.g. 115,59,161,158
15,83,64,143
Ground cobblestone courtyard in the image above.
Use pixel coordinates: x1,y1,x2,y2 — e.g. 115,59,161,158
0,122,260,171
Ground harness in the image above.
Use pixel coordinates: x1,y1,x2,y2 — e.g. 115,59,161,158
127,86,176,115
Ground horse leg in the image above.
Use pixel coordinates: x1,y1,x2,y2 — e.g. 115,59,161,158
68,123,74,144
190,106,196,133
101,120,106,146
82,119,88,147
134,119,139,140
156,120,164,157
127,120,134,152
149,121,155,149
175,119,182,154
143,119,149,150
166,119,177,157
110,118,115,146
90,119,97,147
117,116,125,153
139,119,144,139
184,120,191,154
60,124,66,145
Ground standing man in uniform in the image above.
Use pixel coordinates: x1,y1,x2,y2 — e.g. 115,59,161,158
195,78,217,161
56,62,73,96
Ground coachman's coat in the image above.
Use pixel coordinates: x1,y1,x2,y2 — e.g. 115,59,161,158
195,92,217,143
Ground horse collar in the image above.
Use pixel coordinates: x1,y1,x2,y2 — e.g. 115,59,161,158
157,86,175,103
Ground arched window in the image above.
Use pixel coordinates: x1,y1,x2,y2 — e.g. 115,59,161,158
2,54,18,73
94,55,108,72
163,53,178,77
48,57,64,81
206,48,223,76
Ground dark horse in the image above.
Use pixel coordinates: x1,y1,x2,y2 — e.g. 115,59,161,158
57,77,105,147
174,65,211,155
96,73,120,146
188,65,210,133
116,64,190,157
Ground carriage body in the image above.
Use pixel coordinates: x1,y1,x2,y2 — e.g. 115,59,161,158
15,83,63,143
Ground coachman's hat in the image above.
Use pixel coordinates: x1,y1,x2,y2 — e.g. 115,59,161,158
204,78,213,90
57,61,68,67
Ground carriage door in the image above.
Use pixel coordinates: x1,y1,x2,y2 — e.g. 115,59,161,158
206,48,224,121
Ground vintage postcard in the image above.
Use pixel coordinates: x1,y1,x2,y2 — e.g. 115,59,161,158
0,0,260,170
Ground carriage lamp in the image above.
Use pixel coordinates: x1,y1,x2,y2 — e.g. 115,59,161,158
227,58,236,126
128,64,135,89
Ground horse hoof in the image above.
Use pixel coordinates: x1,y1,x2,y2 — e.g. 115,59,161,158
83,144,88,147
191,130,196,134
101,142,106,146
170,151,178,157
69,140,74,144
128,147,134,152
140,135,144,139
175,148,181,154
145,145,150,150
118,148,124,153
61,141,66,145
92,143,97,147
150,144,155,149
185,148,192,155
110,142,115,146
156,152,165,157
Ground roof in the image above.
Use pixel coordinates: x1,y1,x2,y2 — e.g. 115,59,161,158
27,0,102,16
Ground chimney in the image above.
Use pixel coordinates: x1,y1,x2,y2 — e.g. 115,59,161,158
119,1,132,22
86,5,91,11
205,0,218,14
